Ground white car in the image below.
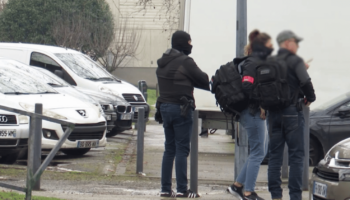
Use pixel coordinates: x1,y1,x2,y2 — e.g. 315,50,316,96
0,43,149,122
0,61,107,158
1,57,133,136
0,108,30,164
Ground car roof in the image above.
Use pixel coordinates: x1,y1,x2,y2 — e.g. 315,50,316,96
0,43,80,54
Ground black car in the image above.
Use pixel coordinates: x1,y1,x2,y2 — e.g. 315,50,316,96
309,92,350,165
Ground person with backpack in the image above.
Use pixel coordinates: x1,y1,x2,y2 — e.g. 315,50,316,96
156,30,210,198
227,30,273,200
267,30,316,200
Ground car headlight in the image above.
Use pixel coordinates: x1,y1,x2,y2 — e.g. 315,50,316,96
19,102,67,120
99,104,104,118
339,170,350,181
18,115,29,124
101,104,114,111
99,86,120,97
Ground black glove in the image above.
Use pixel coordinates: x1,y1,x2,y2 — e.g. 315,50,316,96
154,101,163,124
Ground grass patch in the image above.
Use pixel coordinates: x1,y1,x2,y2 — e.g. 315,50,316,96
147,89,157,107
0,191,62,200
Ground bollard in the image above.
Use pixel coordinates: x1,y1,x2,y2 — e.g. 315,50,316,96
26,104,43,199
136,107,145,174
282,146,288,179
190,110,199,194
302,105,310,190
138,80,148,102
33,104,42,190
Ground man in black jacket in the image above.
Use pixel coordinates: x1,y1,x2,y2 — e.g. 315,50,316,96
268,30,316,200
156,31,210,198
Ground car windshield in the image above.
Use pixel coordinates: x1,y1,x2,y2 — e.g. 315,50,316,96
0,65,57,94
0,59,69,88
35,67,70,87
55,53,119,81
314,93,350,110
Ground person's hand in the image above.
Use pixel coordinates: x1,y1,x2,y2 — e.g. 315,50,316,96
305,62,310,70
260,108,266,120
304,98,312,107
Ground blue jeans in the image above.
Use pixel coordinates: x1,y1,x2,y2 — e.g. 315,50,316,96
268,106,304,200
236,108,267,192
160,103,193,193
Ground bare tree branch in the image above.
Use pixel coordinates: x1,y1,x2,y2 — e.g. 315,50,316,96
99,17,142,73
51,9,114,61
136,0,180,37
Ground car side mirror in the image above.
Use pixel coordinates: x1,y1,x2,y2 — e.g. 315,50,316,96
54,70,64,78
338,106,350,116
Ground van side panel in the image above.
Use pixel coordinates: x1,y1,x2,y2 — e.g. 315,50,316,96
0,48,30,64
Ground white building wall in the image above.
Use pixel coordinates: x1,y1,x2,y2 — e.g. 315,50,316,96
106,0,178,69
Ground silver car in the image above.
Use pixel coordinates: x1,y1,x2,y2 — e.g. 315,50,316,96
310,138,350,200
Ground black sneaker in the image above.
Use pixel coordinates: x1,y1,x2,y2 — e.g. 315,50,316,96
227,184,244,200
244,192,265,200
160,190,176,197
176,189,200,198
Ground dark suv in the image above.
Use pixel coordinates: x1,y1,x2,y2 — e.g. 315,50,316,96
309,92,350,165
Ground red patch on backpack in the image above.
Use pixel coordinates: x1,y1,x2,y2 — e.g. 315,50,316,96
242,76,254,84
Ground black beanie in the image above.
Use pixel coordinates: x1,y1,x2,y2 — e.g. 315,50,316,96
171,31,192,55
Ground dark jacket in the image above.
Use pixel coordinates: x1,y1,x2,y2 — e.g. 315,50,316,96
278,48,316,103
156,49,210,106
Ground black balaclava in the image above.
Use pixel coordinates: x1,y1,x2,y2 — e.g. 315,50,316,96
251,43,273,59
171,31,192,55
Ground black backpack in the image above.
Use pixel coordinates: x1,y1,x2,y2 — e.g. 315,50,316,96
252,53,296,111
211,57,249,115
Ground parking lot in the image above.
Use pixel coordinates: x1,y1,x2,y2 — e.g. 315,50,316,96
0,124,313,199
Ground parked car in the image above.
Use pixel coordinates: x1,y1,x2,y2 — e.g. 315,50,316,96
310,138,350,200
0,61,107,158
0,57,117,131
33,67,119,132
309,92,350,166
0,43,149,123
4,58,133,137
0,108,29,164
74,87,133,136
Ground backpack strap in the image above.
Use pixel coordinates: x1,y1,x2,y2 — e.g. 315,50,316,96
237,60,245,77
233,56,248,77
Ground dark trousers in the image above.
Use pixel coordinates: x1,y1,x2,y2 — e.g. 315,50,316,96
268,106,305,200
160,103,193,193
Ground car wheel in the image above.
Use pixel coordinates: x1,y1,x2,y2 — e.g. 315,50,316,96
0,152,20,164
61,148,91,156
309,137,321,166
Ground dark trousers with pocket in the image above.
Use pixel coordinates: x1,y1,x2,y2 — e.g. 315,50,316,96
267,106,305,200
160,103,193,193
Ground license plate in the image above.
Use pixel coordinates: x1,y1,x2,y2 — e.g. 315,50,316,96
0,130,16,138
133,107,142,112
77,140,99,148
313,181,327,198
105,115,112,120
120,113,132,120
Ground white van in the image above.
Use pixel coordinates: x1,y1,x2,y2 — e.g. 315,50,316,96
0,43,149,122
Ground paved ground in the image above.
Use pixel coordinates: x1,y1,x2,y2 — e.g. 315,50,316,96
0,123,312,200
